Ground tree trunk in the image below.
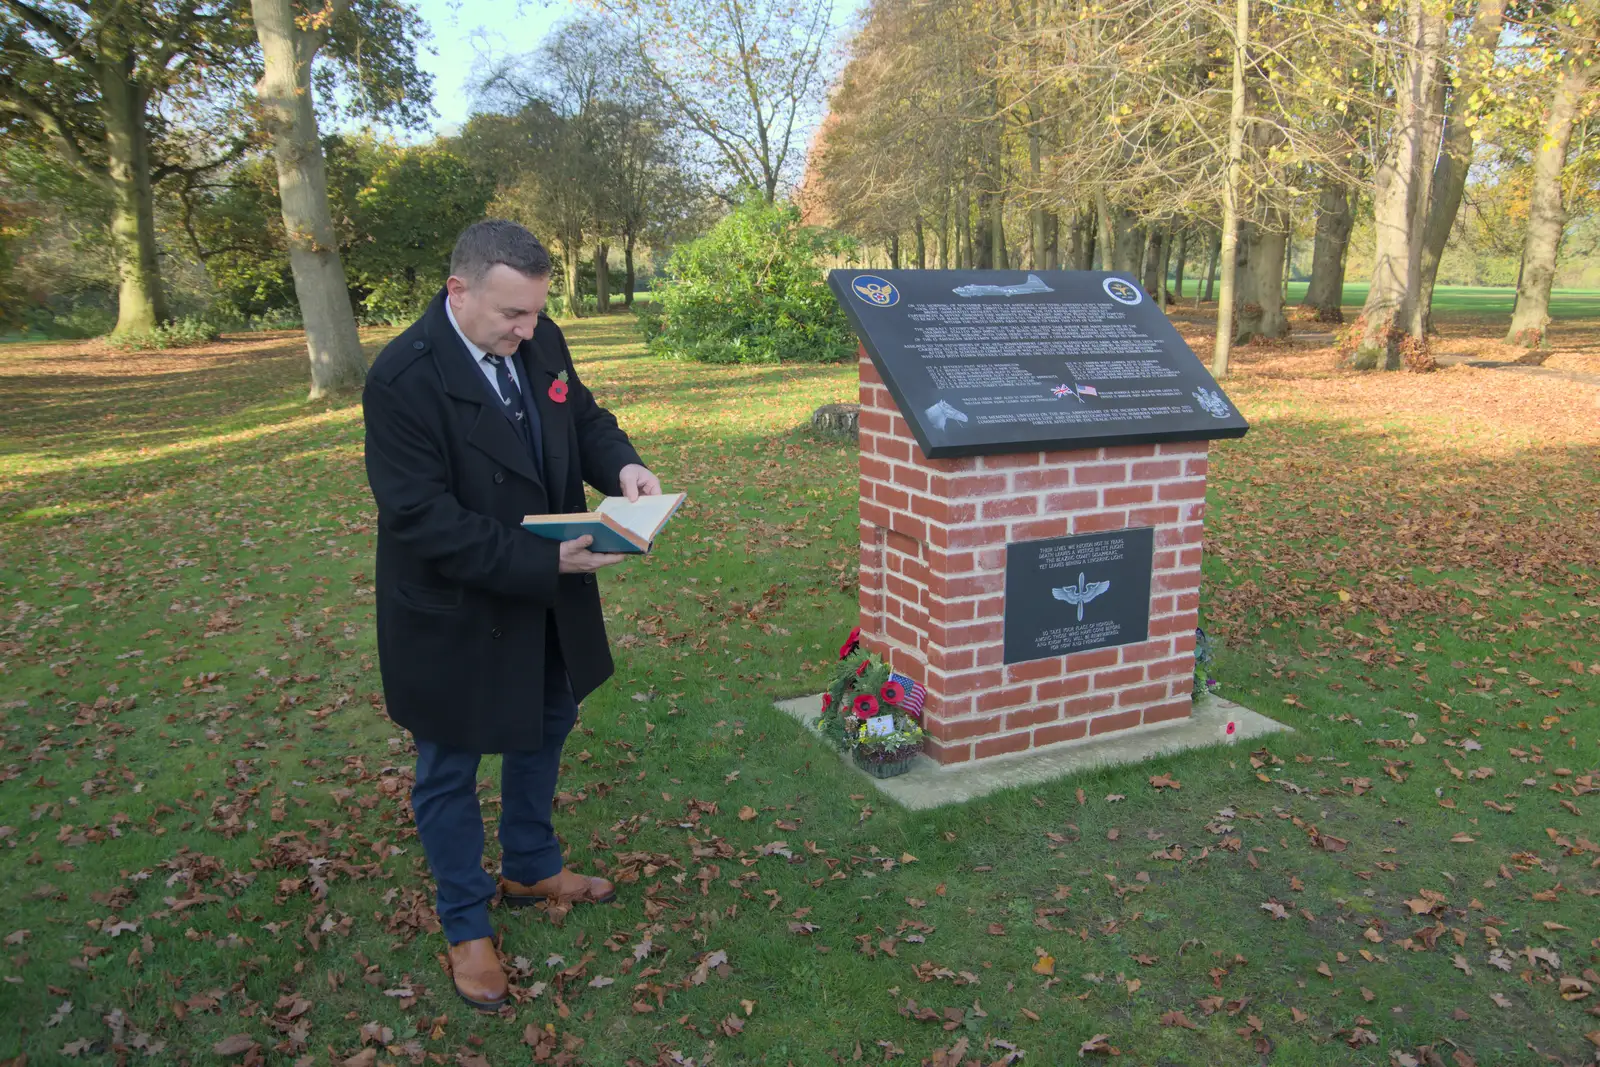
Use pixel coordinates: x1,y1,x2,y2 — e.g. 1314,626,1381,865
1353,0,1446,369
251,0,367,396
99,66,168,336
1233,214,1289,342
1303,180,1353,322
1043,211,1059,269
1419,0,1507,332
1202,227,1221,303
1080,214,1097,271
957,186,972,269
1405,64,1447,342
914,215,926,269
1506,55,1593,349
624,235,636,307
937,202,950,269
561,236,584,318
595,240,610,313
1159,231,1174,304
1110,210,1143,274
1212,0,1249,378
1029,115,1046,270
1031,202,1046,270
1095,193,1113,271
975,190,994,270
1172,229,1189,302
1142,230,1165,298
991,191,1007,270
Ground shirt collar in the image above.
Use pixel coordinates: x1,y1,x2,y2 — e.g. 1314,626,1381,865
444,297,490,364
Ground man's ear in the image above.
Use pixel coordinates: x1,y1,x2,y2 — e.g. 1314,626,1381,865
445,275,467,306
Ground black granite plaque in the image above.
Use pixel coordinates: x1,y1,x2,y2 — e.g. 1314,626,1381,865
829,269,1249,458
1003,528,1154,665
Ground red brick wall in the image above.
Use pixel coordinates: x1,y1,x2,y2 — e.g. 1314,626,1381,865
857,348,1206,765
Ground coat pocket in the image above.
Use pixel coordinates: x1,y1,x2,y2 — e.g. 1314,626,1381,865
394,581,464,614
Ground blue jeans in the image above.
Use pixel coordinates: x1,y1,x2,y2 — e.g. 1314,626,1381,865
411,669,579,945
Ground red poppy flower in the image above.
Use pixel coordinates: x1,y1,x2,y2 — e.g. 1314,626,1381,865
838,625,862,660
548,380,569,403
855,660,870,677
880,680,906,705
852,694,879,719
821,693,833,712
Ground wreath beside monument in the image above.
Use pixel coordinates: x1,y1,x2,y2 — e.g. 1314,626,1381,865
818,627,927,778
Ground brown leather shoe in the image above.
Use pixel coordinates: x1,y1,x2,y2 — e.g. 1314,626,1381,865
501,869,616,907
447,937,508,1011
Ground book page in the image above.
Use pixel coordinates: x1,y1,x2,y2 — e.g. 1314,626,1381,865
596,493,684,540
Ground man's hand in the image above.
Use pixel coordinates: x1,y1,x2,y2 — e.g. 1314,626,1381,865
617,464,661,502
559,535,626,574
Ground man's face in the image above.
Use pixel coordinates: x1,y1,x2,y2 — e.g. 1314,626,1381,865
446,264,551,357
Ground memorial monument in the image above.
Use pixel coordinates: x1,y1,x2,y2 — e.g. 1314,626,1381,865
828,269,1247,765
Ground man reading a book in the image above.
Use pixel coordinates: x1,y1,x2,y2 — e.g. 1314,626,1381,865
363,219,660,1011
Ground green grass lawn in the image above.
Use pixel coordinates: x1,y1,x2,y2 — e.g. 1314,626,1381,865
1,317,1596,1066
1164,279,1600,322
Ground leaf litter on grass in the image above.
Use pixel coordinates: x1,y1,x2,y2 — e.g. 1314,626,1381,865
0,314,1596,1065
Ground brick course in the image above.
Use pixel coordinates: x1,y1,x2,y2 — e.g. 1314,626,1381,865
856,347,1207,764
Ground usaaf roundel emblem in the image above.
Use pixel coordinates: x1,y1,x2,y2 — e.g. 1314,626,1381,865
851,274,900,307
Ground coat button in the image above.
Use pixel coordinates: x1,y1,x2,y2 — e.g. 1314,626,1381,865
584,574,596,585
493,471,505,484
490,627,504,639
411,340,425,350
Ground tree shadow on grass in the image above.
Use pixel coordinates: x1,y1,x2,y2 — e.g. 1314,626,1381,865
0,333,386,464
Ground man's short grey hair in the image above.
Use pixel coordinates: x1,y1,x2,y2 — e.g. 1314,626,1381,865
450,219,553,283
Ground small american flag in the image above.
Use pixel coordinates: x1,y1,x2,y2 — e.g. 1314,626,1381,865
1077,384,1098,397
888,671,927,716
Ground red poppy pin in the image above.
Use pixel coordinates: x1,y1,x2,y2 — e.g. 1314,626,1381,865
852,694,879,720
880,680,905,705
548,369,569,403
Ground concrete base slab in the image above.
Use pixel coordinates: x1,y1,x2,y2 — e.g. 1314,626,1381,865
771,692,1292,811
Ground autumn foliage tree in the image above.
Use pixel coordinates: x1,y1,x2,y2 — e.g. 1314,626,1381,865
808,0,1597,371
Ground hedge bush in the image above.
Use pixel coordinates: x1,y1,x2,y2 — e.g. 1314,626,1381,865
641,199,857,364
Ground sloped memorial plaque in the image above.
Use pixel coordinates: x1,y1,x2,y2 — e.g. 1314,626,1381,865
828,269,1249,459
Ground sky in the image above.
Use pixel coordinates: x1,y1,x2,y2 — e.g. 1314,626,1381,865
407,0,576,135
401,0,863,138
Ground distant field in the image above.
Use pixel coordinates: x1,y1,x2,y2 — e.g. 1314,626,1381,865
1166,278,1600,321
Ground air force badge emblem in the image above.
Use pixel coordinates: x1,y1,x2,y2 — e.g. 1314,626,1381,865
851,275,900,307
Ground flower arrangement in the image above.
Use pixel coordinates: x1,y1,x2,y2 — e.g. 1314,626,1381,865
818,627,926,777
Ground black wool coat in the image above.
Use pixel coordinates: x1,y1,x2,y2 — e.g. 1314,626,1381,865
362,290,643,752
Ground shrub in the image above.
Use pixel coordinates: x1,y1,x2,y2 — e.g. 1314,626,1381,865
246,307,304,332
110,315,222,351
643,199,858,364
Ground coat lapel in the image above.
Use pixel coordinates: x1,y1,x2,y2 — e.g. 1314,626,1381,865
524,329,571,511
423,292,545,491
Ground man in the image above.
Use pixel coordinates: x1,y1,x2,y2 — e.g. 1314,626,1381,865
363,219,659,1011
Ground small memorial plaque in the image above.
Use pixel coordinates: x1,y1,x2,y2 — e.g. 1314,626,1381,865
1003,528,1155,665
828,269,1249,458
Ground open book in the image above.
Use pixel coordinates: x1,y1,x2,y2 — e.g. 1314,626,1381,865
522,492,686,554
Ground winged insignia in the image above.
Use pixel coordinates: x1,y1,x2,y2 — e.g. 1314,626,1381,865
1052,572,1111,621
